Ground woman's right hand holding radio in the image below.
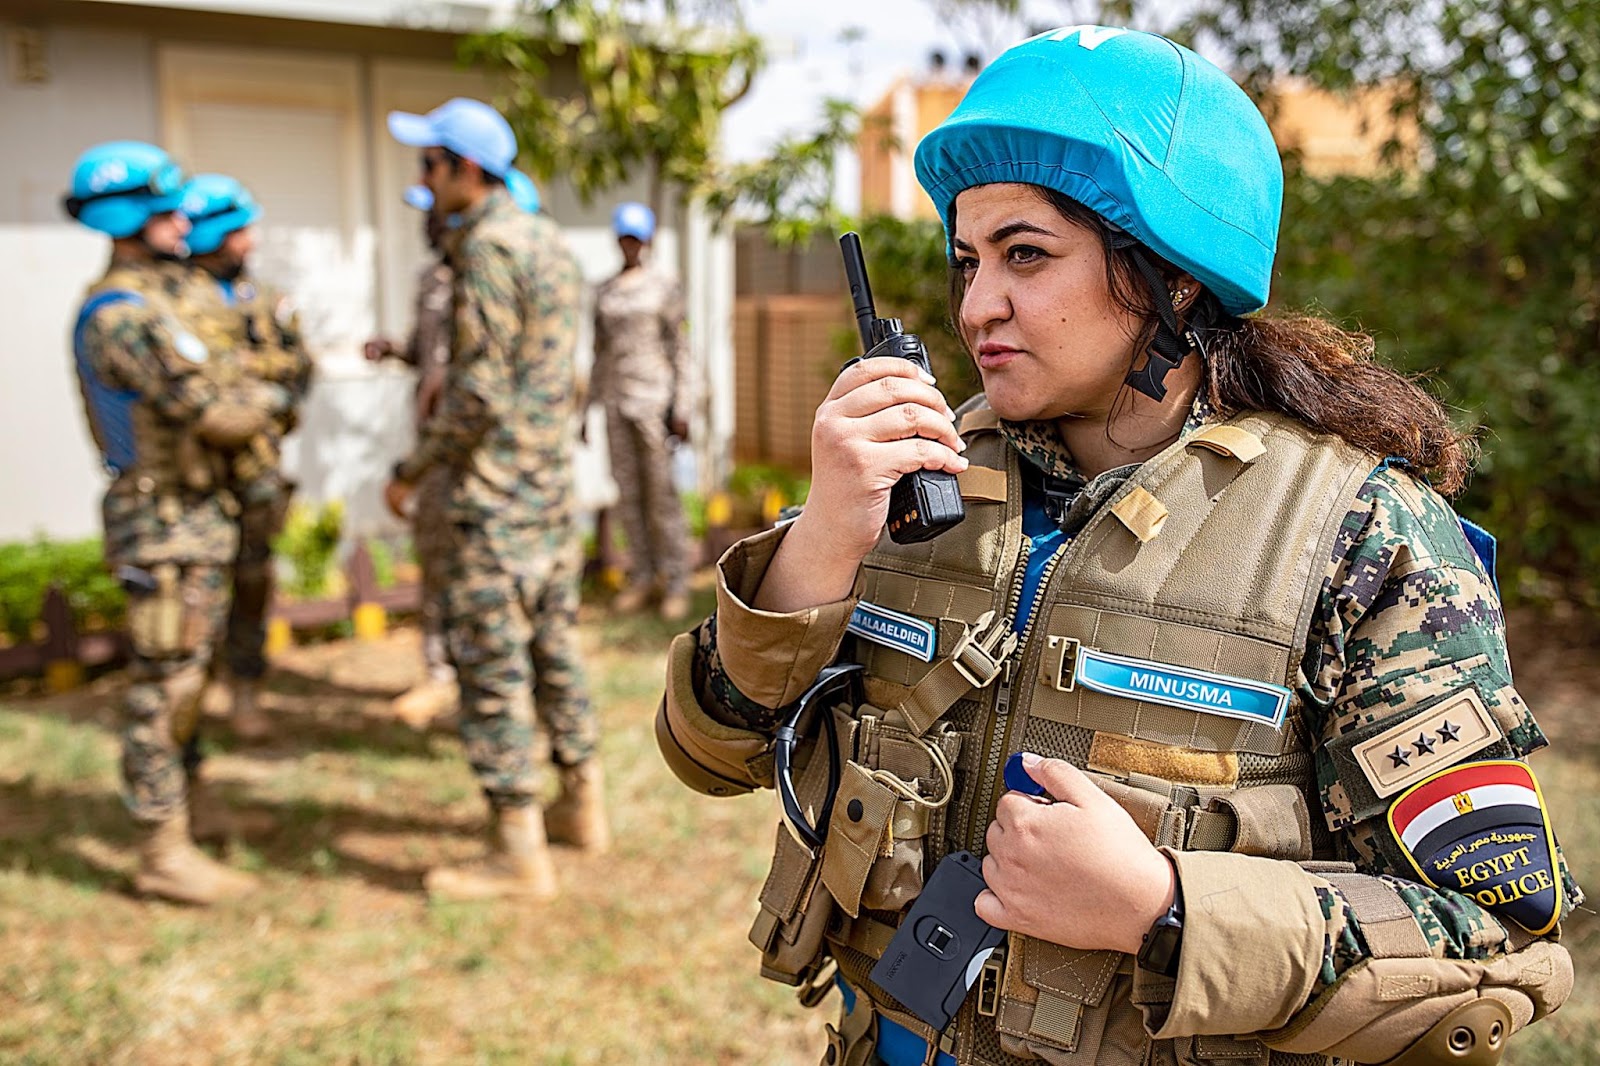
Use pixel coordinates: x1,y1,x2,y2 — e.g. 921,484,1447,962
754,356,966,613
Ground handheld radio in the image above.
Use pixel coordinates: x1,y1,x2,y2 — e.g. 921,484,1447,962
838,232,965,544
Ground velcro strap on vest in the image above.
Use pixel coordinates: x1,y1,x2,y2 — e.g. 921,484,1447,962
959,407,1001,433
1321,873,1432,959
956,465,1007,502
1205,784,1314,860
1111,485,1170,542
831,910,900,959
1186,424,1267,462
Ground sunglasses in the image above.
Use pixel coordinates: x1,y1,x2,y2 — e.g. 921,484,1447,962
774,662,864,854
419,149,459,175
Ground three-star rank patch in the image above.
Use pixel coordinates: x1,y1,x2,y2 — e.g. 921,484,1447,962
1388,759,1562,934
1353,688,1501,799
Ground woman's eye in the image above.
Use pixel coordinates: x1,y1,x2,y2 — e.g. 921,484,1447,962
1007,244,1045,265
955,255,979,274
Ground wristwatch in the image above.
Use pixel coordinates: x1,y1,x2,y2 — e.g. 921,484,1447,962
1136,884,1185,979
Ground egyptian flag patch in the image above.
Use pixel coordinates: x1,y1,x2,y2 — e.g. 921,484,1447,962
1388,760,1562,934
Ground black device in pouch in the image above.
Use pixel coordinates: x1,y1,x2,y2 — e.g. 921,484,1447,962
838,232,965,544
869,850,1005,1032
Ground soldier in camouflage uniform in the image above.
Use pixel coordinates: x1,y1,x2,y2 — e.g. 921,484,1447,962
178,174,314,743
64,142,270,905
590,201,694,621
385,99,609,900
366,199,459,729
657,30,1576,1066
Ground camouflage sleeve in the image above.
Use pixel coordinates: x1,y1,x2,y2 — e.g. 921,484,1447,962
82,302,219,423
664,277,693,420
1298,466,1580,994
690,612,790,732
1145,469,1575,1051
395,242,514,482
403,266,453,372
588,281,613,410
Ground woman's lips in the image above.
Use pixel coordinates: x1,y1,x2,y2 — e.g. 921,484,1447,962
977,344,1022,369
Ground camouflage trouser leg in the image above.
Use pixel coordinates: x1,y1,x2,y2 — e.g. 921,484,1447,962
606,407,689,597
122,564,229,824
444,529,596,810
527,541,596,768
224,484,290,680
412,468,456,683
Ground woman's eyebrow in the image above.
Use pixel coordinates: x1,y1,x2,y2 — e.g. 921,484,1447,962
953,220,1061,251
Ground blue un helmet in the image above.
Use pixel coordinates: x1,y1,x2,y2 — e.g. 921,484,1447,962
613,201,655,241
63,141,187,238
914,26,1283,318
180,174,263,255
387,98,517,178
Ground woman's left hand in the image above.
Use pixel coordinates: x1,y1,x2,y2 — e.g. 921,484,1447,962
976,753,1176,955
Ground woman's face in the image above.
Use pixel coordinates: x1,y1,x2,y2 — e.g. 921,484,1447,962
953,183,1144,424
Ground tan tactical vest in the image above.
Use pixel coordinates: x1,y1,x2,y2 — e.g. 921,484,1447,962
750,406,1374,1066
82,264,220,498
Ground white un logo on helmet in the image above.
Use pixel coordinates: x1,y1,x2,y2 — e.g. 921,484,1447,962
1020,25,1129,50
89,159,129,193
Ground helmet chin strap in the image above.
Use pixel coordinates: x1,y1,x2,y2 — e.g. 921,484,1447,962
1112,234,1195,402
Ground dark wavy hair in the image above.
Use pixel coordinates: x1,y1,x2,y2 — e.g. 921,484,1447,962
947,187,1478,496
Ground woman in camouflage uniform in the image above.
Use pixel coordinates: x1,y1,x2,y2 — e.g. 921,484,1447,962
657,27,1577,1066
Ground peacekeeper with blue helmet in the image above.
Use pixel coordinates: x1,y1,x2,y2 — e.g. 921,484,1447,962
364,165,543,731
380,97,608,901
589,201,696,623
656,27,1576,1066
63,141,273,906
175,174,313,745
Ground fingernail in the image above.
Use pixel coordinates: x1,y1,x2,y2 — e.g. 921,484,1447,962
920,370,936,385
957,439,968,452
955,455,970,470
1020,751,1042,768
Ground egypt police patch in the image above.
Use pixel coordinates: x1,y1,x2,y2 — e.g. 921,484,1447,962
1388,760,1562,934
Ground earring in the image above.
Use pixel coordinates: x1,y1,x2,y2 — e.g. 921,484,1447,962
1170,287,1191,310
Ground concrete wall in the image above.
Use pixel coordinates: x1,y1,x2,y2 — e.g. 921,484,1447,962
0,5,735,543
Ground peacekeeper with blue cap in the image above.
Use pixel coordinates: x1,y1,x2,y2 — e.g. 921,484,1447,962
174,174,313,745
365,168,540,730
656,26,1576,1066
64,141,275,905
589,201,696,622
381,97,610,900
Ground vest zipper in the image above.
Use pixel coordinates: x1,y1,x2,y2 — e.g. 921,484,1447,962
966,541,1068,852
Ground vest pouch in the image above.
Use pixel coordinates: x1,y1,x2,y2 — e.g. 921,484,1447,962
125,564,188,658
840,710,961,915
820,761,899,918
751,705,857,986
995,932,1125,1061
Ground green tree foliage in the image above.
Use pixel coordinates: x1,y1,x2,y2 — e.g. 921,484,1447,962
1178,0,1600,593
701,98,861,245
463,0,762,211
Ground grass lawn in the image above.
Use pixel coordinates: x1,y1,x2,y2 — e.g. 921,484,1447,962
0,595,1592,1064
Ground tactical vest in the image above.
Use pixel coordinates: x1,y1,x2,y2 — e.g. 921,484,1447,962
180,268,297,494
751,406,1374,1066
77,264,218,497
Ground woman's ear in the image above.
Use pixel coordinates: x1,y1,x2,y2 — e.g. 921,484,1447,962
1167,273,1202,315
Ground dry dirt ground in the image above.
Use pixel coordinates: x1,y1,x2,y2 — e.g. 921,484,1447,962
0,601,1594,1064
